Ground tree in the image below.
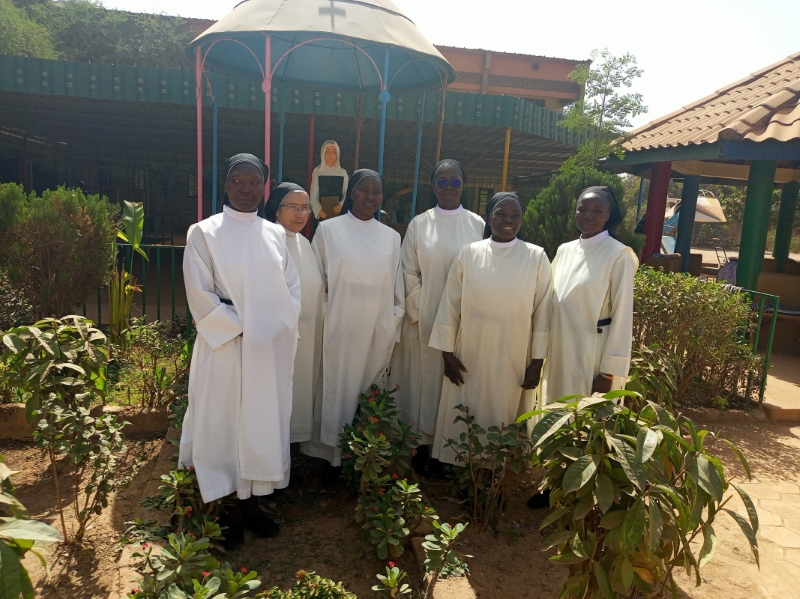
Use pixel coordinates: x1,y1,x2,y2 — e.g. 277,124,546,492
0,0,57,58
561,49,647,166
26,0,194,68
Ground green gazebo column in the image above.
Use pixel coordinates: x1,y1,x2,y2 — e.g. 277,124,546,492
675,175,701,272
772,180,799,273
736,160,777,290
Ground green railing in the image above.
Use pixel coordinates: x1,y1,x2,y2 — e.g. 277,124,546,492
83,244,189,328
748,290,780,403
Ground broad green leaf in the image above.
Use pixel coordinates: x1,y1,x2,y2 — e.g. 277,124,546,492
515,409,550,424
0,519,62,543
621,498,645,556
574,493,594,520
558,447,584,460
595,473,614,514
732,483,759,535
699,524,717,568
532,412,573,449
2,334,24,355
720,439,752,480
539,507,571,530
0,539,31,599
621,556,634,589
593,562,615,599
635,428,659,465
648,500,663,553
687,454,723,501
722,509,760,567
542,529,575,551
599,510,626,529
608,436,646,491
652,484,689,529
563,455,599,494
548,552,588,565
604,389,641,401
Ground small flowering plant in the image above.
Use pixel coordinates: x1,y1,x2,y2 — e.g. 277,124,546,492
339,384,419,491
372,563,412,596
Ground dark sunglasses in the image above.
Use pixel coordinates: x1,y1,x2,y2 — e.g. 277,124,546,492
435,178,462,189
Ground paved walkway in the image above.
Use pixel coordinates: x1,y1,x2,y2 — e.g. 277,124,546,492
675,421,800,599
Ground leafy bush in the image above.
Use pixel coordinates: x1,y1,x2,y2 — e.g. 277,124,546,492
0,184,116,319
0,0,57,58
444,404,531,530
27,0,194,68
521,165,645,259
259,570,356,599
339,386,438,560
631,267,762,406
0,454,62,599
114,319,193,409
519,393,758,599
0,316,135,543
0,268,34,333
128,533,261,599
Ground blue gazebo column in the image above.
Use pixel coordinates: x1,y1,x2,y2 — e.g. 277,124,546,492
675,175,701,272
737,160,777,290
773,180,799,273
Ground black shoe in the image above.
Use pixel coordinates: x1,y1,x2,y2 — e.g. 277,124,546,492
243,506,281,538
527,489,551,510
427,458,448,479
322,464,342,488
412,445,431,475
220,520,245,550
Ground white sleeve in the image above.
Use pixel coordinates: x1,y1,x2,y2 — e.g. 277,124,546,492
530,252,554,359
183,227,242,350
428,250,464,353
311,225,328,291
283,242,302,321
400,220,422,325
599,248,639,376
393,238,405,343
340,172,349,206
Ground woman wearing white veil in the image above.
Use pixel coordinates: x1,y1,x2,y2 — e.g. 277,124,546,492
310,140,349,220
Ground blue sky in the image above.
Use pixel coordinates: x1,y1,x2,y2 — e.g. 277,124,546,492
108,0,800,128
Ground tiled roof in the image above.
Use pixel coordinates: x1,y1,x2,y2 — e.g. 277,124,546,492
623,51,800,151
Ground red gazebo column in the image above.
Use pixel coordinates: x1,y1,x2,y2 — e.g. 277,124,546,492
641,161,672,261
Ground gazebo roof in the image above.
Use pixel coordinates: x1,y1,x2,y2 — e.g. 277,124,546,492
623,50,800,151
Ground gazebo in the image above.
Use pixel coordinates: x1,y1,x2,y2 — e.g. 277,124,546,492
606,50,800,291
187,0,454,222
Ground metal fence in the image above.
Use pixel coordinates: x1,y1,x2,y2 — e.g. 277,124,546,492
83,244,189,327
748,290,780,403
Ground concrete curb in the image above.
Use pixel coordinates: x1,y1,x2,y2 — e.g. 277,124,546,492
0,403,170,440
679,406,767,424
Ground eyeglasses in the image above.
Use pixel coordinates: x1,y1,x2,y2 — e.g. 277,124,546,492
280,204,311,214
435,178,462,189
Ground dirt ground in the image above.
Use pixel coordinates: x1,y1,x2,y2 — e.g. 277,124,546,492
3,419,799,599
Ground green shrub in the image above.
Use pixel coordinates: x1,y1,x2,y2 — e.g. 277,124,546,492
444,404,531,530
0,268,34,333
259,570,356,598
521,165,644,259
519,394,758,599
0,184,116,319
631,267,762,407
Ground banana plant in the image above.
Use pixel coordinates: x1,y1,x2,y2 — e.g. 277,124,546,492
109,201,146,344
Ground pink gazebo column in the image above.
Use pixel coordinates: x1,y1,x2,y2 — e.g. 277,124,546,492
641,161,672,261
195,46,204,223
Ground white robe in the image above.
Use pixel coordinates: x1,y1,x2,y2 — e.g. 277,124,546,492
285,230,324,443
301,212,404,465
429,238,553,466
179,207,301,503
541,232,639,404
390,206,485,442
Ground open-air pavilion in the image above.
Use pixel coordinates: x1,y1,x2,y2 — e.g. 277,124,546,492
606,50,800,292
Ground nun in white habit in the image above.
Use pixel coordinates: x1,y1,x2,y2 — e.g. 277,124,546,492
180,154,301,545
309,140,349,219
541,186,639,403
429,192,553,466
303,169,404,477
390,159,484,472
264,183,324,444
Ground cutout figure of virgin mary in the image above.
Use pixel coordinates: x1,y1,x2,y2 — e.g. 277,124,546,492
310,140,349,220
